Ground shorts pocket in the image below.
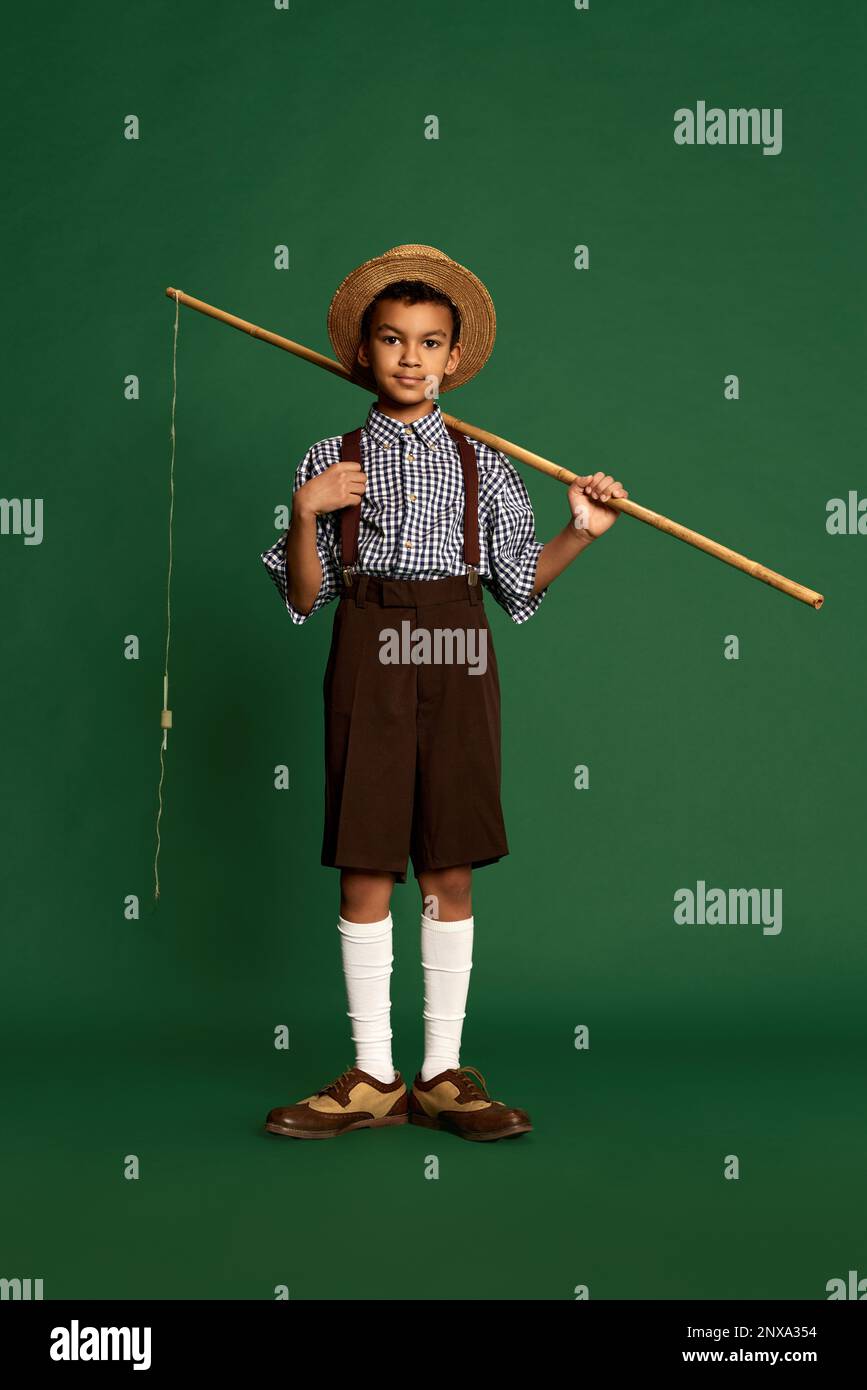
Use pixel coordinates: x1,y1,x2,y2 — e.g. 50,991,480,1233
323,603,364,715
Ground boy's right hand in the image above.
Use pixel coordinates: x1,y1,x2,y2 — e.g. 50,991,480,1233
294,462,367,519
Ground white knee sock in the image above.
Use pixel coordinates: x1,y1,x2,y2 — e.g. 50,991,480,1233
420,912,474,1082
336,913,396,1084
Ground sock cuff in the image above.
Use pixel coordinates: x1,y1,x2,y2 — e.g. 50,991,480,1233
420,912,474,933
338,912,393,937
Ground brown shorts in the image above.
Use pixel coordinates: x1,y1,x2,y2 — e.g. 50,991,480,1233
321,573,509,884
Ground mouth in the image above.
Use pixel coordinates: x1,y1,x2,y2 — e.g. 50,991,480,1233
394,375,423,385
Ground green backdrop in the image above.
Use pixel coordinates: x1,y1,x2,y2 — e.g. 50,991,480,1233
2,0,864,1300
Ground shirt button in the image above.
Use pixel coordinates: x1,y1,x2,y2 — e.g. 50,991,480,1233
409,493,416,501
404,426,413,435
405,540,412,549
407,452,414,461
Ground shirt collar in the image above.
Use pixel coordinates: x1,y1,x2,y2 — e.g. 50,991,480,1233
363,399,450,452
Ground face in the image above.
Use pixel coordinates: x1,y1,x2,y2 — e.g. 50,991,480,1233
356,298,461,406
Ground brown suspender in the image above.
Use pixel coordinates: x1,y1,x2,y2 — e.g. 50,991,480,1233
338,428,364,581
338,424,480,584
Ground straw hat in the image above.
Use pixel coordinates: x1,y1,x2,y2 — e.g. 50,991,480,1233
327,243,496,393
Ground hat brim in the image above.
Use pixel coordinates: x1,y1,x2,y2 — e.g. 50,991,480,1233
327,244,496,393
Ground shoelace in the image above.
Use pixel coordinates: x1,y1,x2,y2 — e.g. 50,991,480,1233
316,1065,358,1106
456,1065,503,1105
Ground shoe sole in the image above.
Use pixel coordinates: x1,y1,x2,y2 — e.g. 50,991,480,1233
264,1113,409,1140
408,1112,532,1142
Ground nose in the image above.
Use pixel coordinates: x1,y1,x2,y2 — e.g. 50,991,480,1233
399,345,421,366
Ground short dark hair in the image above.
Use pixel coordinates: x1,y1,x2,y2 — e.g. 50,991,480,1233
360,279,461,348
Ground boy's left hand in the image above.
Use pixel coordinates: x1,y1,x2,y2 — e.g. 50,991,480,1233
568,472,629,539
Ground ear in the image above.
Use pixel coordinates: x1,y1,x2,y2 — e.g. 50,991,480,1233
442,341,462,376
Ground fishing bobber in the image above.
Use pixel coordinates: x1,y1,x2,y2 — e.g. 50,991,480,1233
160,675,172,736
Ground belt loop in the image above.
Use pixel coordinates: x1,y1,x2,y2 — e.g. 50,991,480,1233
355,573,369,608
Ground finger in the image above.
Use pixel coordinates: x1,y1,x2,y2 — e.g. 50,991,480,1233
587,472,612,500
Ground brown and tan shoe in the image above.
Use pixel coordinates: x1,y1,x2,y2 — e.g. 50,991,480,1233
409,1065,532,1142
264,1065,409,1140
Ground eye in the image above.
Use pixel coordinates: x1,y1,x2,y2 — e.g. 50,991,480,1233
381,335,399,344
423,339,441,349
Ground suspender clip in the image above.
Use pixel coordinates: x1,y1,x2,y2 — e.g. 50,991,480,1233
467,564,479,586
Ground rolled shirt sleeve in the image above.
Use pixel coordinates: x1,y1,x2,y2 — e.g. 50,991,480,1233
483,452,549,623
260,446,341,625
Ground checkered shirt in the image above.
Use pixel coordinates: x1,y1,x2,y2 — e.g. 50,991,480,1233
260,400,549,625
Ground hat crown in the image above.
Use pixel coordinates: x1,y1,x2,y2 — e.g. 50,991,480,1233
382,244,451,263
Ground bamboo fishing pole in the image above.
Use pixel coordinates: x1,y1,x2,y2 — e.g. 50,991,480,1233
164,286,824,610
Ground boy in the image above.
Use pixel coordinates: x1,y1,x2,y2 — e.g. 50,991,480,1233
259,244,627,1142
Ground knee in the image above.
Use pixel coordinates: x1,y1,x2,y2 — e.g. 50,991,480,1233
339,870,394,923
418,864,472,920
